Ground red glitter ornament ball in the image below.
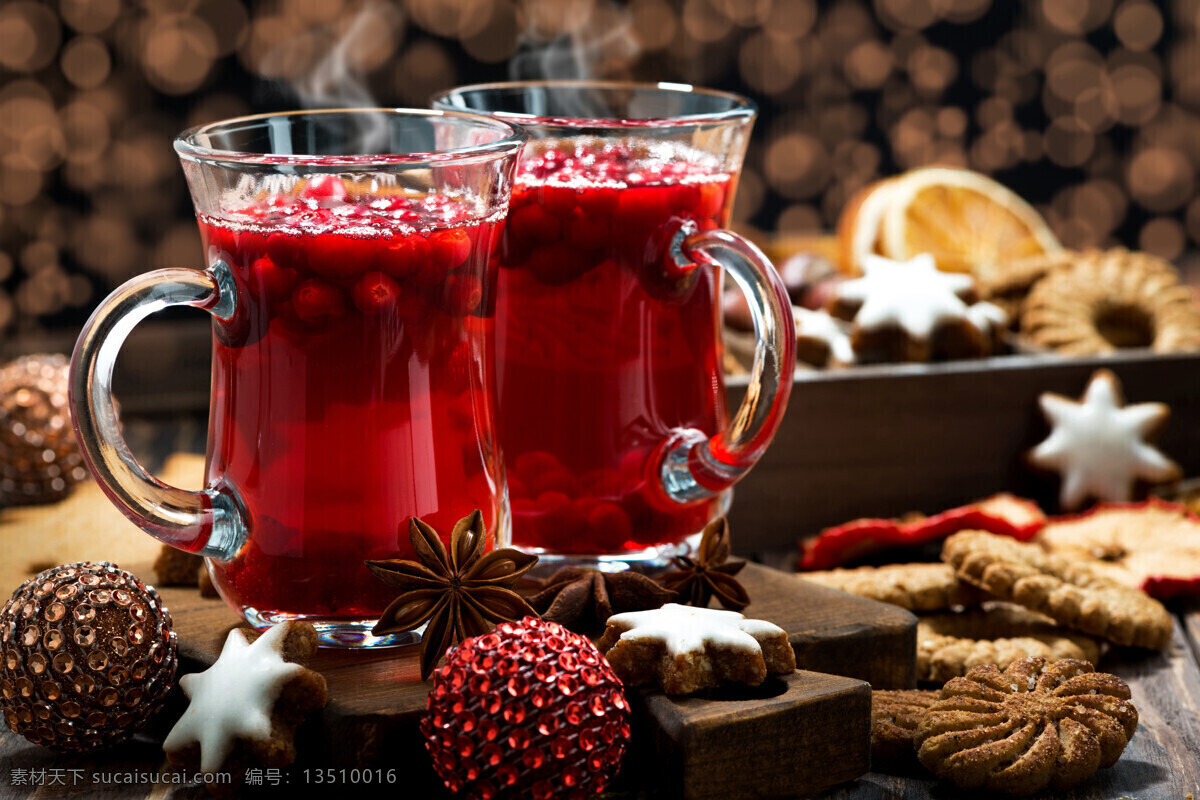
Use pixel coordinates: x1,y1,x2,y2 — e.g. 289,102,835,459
421,617,631,800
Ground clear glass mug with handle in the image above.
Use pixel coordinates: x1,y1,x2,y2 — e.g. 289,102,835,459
433,81,795,569
69,109,526,646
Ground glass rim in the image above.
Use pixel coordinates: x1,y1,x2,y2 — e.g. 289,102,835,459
173,107,527,166
431,80,757,128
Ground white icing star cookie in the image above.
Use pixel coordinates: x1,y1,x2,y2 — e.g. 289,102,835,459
163,622,328,775
794,307,855,366
596,603,796,694
836,253,974,339
1029,369,1180,510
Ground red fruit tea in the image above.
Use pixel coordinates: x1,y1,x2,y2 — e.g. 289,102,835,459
199,178,504,623
495,140,733,556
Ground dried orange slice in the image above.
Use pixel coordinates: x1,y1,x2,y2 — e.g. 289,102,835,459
879,167,1062,277
835,177,896,275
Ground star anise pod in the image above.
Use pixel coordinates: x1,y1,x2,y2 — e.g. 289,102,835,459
657,517,750,611
366,510,539,680
526,567,677,632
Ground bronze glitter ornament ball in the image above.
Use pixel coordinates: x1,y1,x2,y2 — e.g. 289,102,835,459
0,354,89,506
0,562,178,752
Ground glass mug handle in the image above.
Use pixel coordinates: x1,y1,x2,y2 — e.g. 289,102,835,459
69,262,247,560
657,221,796,504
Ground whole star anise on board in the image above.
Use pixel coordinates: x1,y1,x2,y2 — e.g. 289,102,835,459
366,511,539,680
657,517,750,611
526,567,677,632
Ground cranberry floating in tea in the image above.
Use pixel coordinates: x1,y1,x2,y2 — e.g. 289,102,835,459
69,110,525,647
435,82,796,567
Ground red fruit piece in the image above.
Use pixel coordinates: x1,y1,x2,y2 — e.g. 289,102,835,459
507,202,562,244
695,181,726,219
565,210,611,250
429,228,472,270
266,232,308,271
300,174,348,205
587,502,633,548
537,185,579,216
615,185,673,231
797,493,1047,571
526,243,586,286
307,233,378,280
442,273,483,316
380,233,430,280
352,271,402,316
250,255,299,302
576,185,620,218
292,278,346,324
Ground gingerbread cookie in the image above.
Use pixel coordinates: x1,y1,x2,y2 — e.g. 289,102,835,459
942,531,1172,649
596,603,795,695
871,689,939,766
801,563,984,611
1037,500,1200,599
1028,369,1180,511
163,621,328,794
153,544,204,586
917,605,1100,683
914,657,1138,795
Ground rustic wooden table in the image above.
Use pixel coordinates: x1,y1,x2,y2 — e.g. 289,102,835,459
2,420,1199,799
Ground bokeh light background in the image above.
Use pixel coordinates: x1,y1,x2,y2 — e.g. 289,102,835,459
0,0,1197,336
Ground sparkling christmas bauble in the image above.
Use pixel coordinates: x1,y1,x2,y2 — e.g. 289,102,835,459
0,562,177,751
421,617,631,800
0,354,88,506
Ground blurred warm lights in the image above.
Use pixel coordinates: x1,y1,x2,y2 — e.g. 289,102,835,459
2,0,1200,334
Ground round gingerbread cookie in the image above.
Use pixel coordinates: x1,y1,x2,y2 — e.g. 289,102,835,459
942,531,1172,650
1020,248,1200,355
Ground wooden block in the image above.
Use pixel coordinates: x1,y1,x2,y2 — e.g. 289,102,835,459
737,562,917,689
628,670,870,800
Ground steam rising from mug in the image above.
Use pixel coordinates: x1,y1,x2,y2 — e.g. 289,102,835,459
508,0,640,117
262,2,403,154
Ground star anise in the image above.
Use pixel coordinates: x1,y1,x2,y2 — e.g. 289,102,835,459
366,510,539,680
657,517,750,611
526,567,677,632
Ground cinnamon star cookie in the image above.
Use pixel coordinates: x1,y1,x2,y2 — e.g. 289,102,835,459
596,603,795,695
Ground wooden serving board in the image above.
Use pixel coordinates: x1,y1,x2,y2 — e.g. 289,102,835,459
157,561,914,797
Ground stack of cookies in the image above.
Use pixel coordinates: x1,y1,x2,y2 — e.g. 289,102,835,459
802,526,1173,794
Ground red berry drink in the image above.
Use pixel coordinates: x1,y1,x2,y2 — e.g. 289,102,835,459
495,140,733,557
198,176,504,624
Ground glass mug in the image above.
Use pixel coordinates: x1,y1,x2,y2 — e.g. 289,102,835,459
69,109,526,647
434,82,795,568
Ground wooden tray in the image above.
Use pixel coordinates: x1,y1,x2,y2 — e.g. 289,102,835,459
159,562,914,797
727,350,1200,554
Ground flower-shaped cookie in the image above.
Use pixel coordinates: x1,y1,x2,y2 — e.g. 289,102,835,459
596,604,795,695
914,657,1138,796
1028,369,1180,511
